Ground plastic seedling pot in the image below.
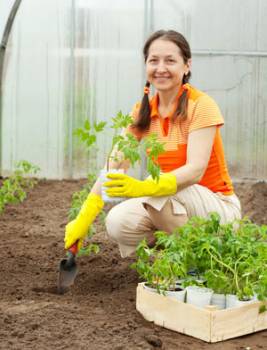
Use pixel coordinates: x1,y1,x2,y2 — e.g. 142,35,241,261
166,287,186,302
143,283,157,293
226,294,257,308
211,293,226,309
100,169,125,203
226,294,238,308
186,286,213,308
235,297,257,307
175,279,186,290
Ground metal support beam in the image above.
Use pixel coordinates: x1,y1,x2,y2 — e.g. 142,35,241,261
0,0,22,175
192,50,267,57
140,0,154,179
68,0,76,178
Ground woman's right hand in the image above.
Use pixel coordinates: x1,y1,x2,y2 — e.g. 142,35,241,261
64,193,104,250
64,218,89,251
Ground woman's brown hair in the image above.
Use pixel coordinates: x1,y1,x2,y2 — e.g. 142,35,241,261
134,30,192,131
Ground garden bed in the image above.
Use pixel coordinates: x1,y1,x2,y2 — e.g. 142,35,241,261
0,179,266,349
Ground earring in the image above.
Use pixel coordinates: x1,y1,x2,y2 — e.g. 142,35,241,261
144,86,150,95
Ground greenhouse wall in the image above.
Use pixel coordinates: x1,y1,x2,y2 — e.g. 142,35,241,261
0,0,266,180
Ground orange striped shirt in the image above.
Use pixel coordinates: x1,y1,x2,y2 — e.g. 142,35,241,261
129,84,234,195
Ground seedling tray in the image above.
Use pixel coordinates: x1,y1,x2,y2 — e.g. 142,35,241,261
136,283,267,343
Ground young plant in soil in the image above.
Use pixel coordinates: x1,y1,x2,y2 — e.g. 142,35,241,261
178,214,266,302
183,215,267,306
0,160,40,214
132,233,187,294
132,213,267,310
229,221,267,302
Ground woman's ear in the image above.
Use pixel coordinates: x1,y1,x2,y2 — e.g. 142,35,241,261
186,58,192,75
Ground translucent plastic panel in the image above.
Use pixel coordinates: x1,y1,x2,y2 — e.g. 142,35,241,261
152,0,267,180
1,0,266,180
1,0,70,178
193,55,267,180
1,0,146,178
66,0,146,177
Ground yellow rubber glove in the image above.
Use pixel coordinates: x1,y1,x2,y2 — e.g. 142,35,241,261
64,193,104,250
104,173,177,198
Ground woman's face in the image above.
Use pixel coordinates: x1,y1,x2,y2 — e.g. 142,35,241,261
146,38,191,94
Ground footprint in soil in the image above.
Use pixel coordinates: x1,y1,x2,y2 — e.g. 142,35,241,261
32,286,59,295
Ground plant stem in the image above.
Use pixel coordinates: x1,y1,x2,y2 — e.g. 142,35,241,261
0,0,22,175
207,249,235,275
207,248,242,294
233,255,246,295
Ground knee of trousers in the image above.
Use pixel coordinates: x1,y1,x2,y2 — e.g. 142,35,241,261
105,205,125,243
144,199,188,233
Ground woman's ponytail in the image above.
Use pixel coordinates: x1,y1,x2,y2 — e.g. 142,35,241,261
173,73,191,121
133,81,151,131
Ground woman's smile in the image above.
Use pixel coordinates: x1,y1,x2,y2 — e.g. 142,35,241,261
146,38,191,94
154,76,170,81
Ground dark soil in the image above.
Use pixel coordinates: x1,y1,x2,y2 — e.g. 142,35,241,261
0,179,266,350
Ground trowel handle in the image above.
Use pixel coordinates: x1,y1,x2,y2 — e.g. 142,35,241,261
68,241,78,256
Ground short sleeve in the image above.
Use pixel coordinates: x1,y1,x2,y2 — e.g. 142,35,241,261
189,95,224,133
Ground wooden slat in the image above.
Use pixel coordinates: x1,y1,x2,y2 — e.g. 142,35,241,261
210,301,267,342
136,283,212,342
136,283,267,343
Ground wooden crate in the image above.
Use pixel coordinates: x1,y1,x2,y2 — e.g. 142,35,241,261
136,283,267,343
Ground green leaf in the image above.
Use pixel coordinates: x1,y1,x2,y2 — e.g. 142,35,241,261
73,119,106,151
94,121,107,132
86,134,97,147
0,161,40,214
111,111,133,130
84,119,91,130
77,243,100,257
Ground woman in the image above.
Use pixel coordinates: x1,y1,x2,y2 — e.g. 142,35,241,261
64,30,241,257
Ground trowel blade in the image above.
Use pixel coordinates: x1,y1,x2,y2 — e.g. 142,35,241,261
57,242,79,294
57,256,78,294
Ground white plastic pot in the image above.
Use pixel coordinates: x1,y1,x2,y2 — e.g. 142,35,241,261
226,294,238,308
175,279,186,289
211,293,226,309
166,288,186,302
144,283,186,302
100,169,125,203
226,294,257,308
143,283,157,294
186,286,213,308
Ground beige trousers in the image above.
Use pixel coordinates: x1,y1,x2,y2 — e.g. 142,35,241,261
105,184,241,258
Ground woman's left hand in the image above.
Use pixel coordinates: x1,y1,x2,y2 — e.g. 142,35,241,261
103,173,177,197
